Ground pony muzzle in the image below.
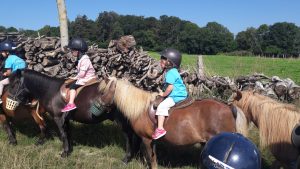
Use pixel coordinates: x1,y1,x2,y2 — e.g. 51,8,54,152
6,97,20,111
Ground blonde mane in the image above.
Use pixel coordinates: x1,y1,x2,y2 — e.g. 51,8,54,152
234,91,300,151
112,79,157,120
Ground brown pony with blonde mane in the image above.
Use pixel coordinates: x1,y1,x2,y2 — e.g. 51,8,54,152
230,90,300,169
107,79,248,169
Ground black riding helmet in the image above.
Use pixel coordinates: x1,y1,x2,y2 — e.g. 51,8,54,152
67,37,88,52
201,132,261,169
0,40,15,52
160,48,182,68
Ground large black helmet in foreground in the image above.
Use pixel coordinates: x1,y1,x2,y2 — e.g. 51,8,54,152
201,132,261,169
67,37,88,52
160,48,182,68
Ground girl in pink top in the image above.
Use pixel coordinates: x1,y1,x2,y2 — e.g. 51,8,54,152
61,38,96,112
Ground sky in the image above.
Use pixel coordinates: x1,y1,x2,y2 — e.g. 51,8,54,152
1,0,299,35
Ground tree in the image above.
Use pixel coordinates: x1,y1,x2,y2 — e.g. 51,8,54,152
268,22,299,56
69,15,97,42
39,25,60,37
56,0,69,50
202,22,234,54
6,27,18,32
0,26,6,32
95,11,120,44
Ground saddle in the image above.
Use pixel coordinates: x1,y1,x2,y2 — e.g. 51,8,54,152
149,97,195,125
60,78,99,102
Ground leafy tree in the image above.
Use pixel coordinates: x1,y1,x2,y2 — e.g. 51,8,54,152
6,27,18,32
38,25,60,37
95,11,120,43
69,15,97,42
202,22,234,54
0,26,6,32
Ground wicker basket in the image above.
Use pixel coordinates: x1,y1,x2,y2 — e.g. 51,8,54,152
6,97,19,111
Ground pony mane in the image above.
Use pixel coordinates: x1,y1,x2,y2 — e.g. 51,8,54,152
235,90,300,150
113,79,157,120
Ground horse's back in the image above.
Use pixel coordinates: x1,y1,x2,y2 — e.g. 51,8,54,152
164,99,236,144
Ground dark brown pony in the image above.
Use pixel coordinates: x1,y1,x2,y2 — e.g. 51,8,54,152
7,69,138,161
103,78,248,169
0,90,46,145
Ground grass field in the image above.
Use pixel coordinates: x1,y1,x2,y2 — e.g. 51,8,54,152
0,53,299,169
148,51,300,84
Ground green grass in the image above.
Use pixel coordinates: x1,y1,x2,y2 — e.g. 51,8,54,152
204,55,300,84
148,51,198,71
148,52,300,84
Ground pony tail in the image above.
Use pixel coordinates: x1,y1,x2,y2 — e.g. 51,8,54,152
233,105,249,137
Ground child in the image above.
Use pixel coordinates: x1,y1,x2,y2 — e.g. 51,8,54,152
152,48,188,140
61,38,96,112
0,40,26,104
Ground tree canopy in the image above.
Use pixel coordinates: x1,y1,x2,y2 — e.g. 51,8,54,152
1,11,299,57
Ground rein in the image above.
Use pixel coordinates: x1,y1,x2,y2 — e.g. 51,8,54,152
10,76,26,101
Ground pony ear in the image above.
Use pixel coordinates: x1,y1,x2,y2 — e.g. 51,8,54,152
235,90,242,101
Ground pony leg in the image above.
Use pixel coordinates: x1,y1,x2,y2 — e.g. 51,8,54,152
142,137,157,169
54,116,72,158
121,125,141,164
30,109,47,145
0,114,17,145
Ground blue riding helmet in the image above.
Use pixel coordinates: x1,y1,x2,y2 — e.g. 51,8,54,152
0,40,15,51
201,132,261,169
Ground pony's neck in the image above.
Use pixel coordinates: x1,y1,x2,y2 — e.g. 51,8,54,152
24,70,64,99
113,79,156,121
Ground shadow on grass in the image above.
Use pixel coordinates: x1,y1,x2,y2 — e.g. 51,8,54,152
10,116,125,148
7,116,273,169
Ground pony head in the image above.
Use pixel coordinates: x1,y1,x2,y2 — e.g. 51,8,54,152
8,69,30,103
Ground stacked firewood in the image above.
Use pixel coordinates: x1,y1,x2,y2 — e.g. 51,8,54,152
11,35,163,91
3,35,300,103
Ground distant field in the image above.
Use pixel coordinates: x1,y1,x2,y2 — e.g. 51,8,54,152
148,52,300,84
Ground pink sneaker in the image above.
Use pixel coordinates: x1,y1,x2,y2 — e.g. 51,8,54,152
152,128,167,140
61,103,77,112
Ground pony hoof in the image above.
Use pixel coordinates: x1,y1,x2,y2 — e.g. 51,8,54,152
9,140,17,145
35,138,46,146
122,157,131,165
60,151,70,158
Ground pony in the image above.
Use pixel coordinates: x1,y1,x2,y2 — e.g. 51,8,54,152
7,69,138,162
0,89,46,145
229,90,300,169
101,78,248,169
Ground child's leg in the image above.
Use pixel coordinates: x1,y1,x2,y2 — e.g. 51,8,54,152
68,89,76,104
0,78,10,96
155,97,175,130
157,115,165,129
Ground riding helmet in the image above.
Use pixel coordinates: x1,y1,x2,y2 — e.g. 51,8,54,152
0,40,15,51
160,48,182,68
67,37,88,52
200,132,261,169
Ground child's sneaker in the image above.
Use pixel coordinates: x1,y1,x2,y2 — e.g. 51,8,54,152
152,128,167,140
61,103,77,112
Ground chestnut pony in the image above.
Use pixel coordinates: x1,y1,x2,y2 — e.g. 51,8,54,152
0,90,46,145
102,78,248,169
230,90,300,169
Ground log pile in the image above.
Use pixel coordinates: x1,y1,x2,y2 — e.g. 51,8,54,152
1,35,300,103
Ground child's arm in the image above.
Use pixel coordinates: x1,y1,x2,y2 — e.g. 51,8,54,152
160,84,173,97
